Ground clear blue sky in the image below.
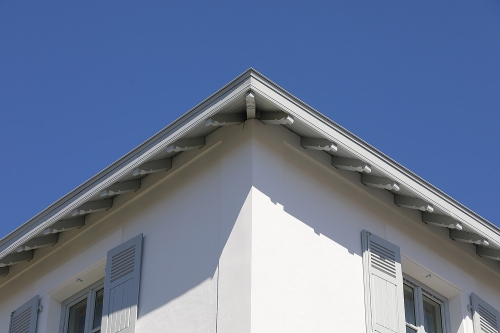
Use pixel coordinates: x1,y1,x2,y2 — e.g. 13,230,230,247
1,1,499,239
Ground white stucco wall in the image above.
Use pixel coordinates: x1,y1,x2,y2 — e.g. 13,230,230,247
0,122,255,333
0,119,499,333
248,119,500,333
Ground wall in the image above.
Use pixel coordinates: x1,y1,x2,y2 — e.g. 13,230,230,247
1,118,499,333
248,119,500,333
0,122,255,333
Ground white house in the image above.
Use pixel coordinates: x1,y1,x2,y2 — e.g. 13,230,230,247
1,69,499,333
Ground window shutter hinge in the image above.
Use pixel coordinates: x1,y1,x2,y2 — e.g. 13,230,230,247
467,304,472,312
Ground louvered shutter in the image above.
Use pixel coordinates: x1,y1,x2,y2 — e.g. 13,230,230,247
362,230,405,333
101,234,143,333
9,295,39,333
471,293,499,333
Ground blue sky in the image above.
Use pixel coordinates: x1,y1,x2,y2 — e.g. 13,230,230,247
0,1,499,238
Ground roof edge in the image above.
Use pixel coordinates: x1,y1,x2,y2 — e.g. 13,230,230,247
1,67,498,260
248,69,499,237
0,68,256,249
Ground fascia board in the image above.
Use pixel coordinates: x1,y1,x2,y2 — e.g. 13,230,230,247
249,72,500,247
0,71,253,259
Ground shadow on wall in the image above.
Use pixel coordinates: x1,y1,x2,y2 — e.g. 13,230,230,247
128,125,395,329
134,180,368,332
123,137,253,331
276,141,390,257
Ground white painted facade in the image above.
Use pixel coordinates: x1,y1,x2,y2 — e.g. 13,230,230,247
0,120,500,333
1,117,499,333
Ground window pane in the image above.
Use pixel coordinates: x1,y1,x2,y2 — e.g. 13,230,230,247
92,288,104,329
68,299,87,333
423,295,443,333
404,285,416,325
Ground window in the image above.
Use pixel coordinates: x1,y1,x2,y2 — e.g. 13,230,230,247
60,280,104,333
59,234,143,333
404,277,449,333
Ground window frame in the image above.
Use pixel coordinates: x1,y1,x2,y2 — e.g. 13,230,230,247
59,279,105,333
403,275,451,333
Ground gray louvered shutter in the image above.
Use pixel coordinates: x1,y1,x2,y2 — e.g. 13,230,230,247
101,234,143,333
362,230,405,333
9,295,40,333
471,293,499,333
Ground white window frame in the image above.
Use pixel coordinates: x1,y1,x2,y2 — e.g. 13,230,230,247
403,275,451,333
59,279,104,333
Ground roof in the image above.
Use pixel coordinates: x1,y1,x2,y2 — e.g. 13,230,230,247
1,68,499,278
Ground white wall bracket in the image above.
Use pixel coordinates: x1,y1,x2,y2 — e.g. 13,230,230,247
259,111,294,125
450,229,489,246
331,156,371,173
476,246,500,260
246,92,256,119
394,195,434,212
166,137,205,153
16,234,58,252
71,199,113,216
361,174,400,191
205,113,246,127
0,251,34,267
301,137,338,152
100,180,141,197
132,158,172,176
43,217,85,234
422,212,462,230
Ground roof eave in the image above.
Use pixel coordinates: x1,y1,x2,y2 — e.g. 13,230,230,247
0,68,256,255
249,69,499,238
1,67,498,267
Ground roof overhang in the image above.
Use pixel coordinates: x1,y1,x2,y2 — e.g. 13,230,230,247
1,68,499,278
